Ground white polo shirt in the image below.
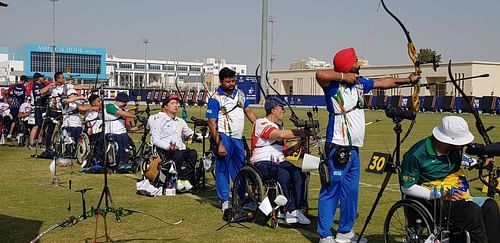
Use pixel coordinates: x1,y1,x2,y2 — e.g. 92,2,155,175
148,112,194,150
250,117,285,164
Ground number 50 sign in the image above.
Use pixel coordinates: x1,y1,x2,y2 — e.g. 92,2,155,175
365,152,391,174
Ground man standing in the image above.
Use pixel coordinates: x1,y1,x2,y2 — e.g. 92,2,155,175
4,75,27,140
39,72,74,156
26,72,50,149
148,94,198,192
206,67,257,215
316,47,420,243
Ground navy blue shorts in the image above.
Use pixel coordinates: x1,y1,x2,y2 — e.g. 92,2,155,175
34,107,45,127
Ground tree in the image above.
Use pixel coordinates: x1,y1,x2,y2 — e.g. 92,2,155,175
417,48,441,64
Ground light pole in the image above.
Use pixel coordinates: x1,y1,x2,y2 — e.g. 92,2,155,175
143,38,148,88
50,0,58,75
268,16,276,70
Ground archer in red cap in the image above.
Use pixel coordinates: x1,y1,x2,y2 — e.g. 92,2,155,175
315,48,421,242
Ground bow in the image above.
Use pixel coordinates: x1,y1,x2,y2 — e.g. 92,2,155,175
174,75,188,121
380,0,421,144
255,65,300,125
447,60,498,197
30,206,183,242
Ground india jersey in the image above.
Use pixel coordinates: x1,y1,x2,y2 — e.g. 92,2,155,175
206,88,249,139
323,77,374,147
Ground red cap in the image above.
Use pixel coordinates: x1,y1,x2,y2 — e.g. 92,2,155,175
333,48,357,73
162,94,181,106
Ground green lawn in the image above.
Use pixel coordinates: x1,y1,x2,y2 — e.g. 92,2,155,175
0,107,498,242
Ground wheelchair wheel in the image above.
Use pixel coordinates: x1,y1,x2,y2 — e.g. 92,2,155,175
105,141,117,167
231,166,265,222
191,157,206,193
384,199,434,243
51,124,62,157
76,133,90,165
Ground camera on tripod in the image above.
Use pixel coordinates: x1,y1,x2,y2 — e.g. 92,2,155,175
466,143,500,157
385,107,416,121
190,116,208,127
293,119,319,129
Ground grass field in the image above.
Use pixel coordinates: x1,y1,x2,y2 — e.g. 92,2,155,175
0,107,498,243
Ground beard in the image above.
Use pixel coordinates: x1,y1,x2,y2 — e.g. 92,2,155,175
350,66,360,75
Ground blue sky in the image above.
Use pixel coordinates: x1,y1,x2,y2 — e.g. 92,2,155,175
1,0,499,70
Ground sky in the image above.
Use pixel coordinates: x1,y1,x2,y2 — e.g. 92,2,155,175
1,0,500,70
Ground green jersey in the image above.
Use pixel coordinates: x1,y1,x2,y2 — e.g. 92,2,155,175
400,136,462,188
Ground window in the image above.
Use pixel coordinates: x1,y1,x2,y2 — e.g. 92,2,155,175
190,66,201,72
135,63,145,70
177,66,188,72
120,63,132,69
30,52,101,74
164,65,175,71
149,64,161,70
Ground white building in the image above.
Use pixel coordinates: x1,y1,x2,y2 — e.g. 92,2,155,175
106,56,246,90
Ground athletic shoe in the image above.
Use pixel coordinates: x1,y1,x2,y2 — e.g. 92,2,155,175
285,211,298,224
335,231,367,243
6,134,12,141
319,236,336,243
293,209,311,225
221,201,231,221
183,180,193,191
28,144,36,150
176,180,185,191
221,201,230,212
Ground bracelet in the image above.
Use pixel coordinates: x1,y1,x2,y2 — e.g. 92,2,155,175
340,73,344,81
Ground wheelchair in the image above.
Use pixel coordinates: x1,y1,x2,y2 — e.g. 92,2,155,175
51,121,77,161
229,163,286,228
384,194,471,243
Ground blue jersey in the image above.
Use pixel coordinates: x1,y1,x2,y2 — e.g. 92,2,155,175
7,83,26,108
323,77,374,147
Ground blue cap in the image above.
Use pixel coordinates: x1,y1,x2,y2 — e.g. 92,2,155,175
115,92,129,103
264,96,286,110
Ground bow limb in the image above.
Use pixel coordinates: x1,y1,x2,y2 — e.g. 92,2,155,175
30,215,83,243
174,75,188,120
380,0,421,146
262,70,300,124
116,208,184,226
380,0,421,112
448,60,497,197
448,60,491,144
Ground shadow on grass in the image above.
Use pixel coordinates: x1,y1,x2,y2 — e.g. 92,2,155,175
0,214,43,242
86,225,182,242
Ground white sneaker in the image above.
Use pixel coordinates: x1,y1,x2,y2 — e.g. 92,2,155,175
293,209,311,225
176,180,185,191
183,180,193,191
335,231,367,243
221,201,230,212
319,236,336,243
285,211,298,224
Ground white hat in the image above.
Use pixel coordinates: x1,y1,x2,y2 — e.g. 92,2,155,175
432,116,474,145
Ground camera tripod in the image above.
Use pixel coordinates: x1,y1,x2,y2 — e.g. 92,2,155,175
357,112,409,242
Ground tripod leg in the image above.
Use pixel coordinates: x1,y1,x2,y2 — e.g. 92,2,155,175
357,166,395,241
